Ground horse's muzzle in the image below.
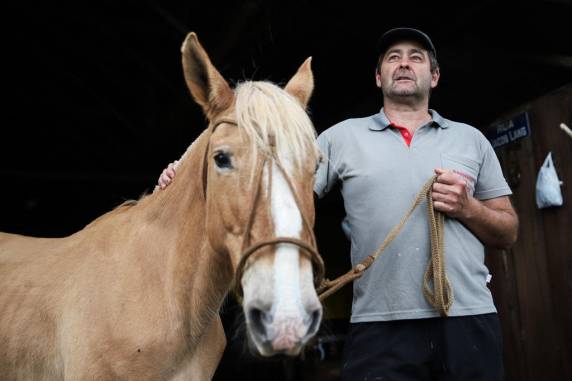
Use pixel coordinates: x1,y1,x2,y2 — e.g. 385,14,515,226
246,303,322,356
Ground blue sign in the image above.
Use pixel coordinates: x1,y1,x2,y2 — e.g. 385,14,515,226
486,112,531,148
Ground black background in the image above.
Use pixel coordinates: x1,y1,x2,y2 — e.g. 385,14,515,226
2,1,571,237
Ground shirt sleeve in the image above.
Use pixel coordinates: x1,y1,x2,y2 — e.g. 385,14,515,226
314,131,341,198
474,135,513,200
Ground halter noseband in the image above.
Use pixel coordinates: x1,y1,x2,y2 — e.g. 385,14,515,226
201,118,325,299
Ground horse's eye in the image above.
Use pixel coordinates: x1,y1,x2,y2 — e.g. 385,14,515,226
214,152,233,169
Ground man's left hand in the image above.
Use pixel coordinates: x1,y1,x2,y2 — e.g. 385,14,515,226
432,168,476,219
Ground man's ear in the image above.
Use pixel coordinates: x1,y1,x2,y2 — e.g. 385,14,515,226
181,32,233,119
431,67,440,89
375,69,382,88
284,57,314,109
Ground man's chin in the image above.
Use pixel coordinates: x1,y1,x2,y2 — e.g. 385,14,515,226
391,90,419,97
387,86,426,98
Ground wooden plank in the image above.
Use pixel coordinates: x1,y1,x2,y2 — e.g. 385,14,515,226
486,246,527,381
487,143,529,381
487,84,572,380
529,85,572,380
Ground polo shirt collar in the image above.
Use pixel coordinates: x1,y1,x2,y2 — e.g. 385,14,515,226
369,108,449,131
430,109,449,129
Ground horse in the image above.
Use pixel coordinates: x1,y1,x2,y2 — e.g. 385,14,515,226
0,32,324,380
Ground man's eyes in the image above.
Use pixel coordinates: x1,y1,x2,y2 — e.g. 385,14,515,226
387,54,424,62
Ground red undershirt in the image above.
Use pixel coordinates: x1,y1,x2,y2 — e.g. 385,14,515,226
390,123,413,147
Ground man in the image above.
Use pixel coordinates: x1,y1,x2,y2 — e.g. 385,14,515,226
158,28,518,380
313,28,518,381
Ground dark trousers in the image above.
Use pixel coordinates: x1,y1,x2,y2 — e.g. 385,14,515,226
341,313,504,381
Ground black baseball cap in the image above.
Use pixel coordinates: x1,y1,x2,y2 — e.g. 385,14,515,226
376,28,437,58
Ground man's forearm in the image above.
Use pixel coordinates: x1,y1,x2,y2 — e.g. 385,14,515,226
459,197,519,249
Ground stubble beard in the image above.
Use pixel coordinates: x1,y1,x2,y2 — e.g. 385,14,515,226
383,80,430,101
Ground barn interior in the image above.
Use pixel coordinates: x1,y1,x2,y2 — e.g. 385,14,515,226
1,1,571,380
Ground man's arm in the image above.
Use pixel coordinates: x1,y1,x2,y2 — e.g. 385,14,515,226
432,168,519,249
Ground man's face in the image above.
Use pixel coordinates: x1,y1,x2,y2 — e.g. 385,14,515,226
376,41,439,100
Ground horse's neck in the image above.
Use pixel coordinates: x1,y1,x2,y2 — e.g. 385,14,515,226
134,130,233,339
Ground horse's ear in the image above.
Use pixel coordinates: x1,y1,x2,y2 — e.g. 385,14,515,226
284,57,314,110
181,32,233,119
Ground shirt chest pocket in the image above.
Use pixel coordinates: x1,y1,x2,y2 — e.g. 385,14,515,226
440,153,480,196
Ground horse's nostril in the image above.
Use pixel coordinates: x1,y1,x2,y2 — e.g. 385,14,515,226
247,307,272,339
306,308,322,335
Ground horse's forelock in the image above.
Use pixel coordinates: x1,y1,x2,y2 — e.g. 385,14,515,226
234,81,319,173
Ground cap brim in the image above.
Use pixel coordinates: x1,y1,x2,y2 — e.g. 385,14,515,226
377,28,436,57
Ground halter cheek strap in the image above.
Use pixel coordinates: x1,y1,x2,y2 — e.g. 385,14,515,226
233,154,324,298
201,119,325,299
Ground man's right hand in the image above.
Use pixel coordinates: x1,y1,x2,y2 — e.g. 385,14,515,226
158,160,178,189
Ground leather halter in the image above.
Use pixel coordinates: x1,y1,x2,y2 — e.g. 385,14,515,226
201,118,325,299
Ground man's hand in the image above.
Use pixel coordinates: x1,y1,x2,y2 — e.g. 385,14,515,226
158,160,178,189
431,168,518,249
432,168,476,219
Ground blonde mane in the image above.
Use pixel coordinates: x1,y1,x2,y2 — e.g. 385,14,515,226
234,81,320,170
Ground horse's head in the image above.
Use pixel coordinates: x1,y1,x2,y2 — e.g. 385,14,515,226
181,33,322,356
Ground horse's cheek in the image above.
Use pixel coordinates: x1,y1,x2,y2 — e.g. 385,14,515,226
228,192,243,226
216,193,241,235
205,200,224,247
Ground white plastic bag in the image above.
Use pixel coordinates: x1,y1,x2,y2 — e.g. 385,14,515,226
535,152,563,209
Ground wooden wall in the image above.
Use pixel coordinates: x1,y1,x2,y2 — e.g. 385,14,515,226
486,84,572,381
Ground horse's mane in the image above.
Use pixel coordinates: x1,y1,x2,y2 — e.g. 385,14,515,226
234,81,320,171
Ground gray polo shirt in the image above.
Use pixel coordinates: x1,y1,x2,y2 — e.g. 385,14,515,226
315,109,512,322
